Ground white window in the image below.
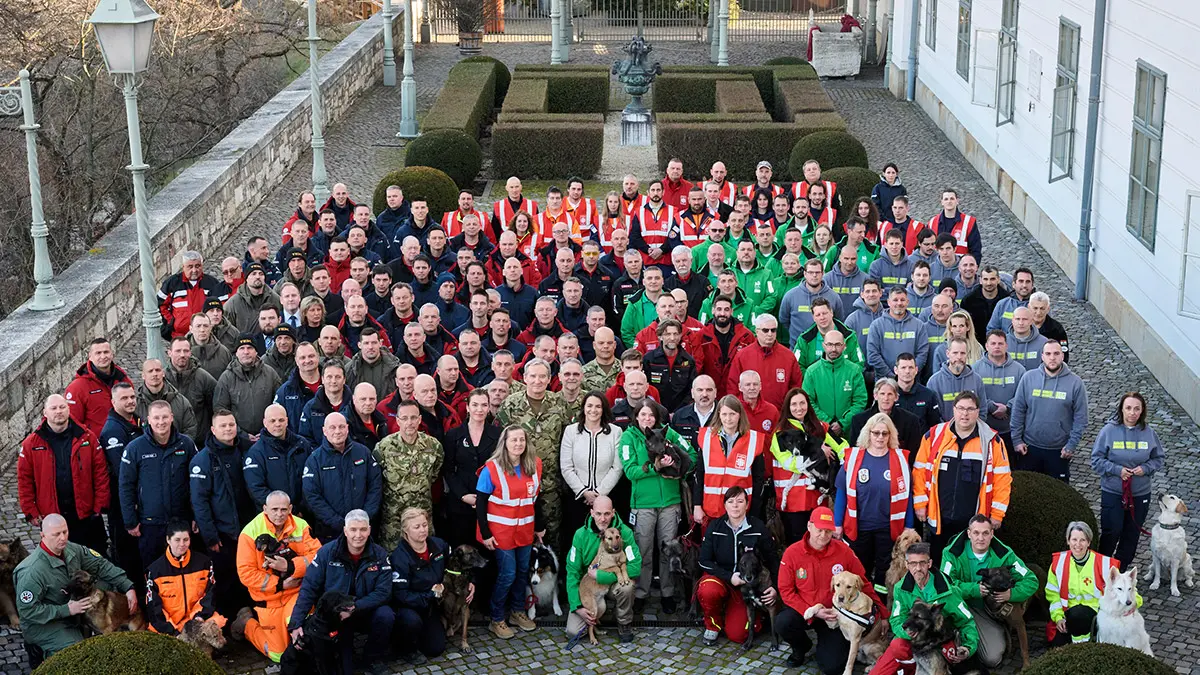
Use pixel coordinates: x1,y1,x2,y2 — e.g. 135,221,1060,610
956,0,972,80
996,0,1019,126
971,29,998,107
925,0,937,50
1126,61,1166,251
1181,192,1200,319
1049,19,1080,182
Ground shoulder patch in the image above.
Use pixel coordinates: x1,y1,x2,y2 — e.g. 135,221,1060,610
19,590,33,604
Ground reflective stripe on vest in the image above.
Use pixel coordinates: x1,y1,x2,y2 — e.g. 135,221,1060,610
842,446,910,541
700,429,760,518
674,211,714,246
717,182,738,206
640,204,676,244
1050,550,1110,613
565,198,597,231
790,180,838,205
742,184,784,200
595,215,633,252
920,422,997,533
534,210,580,244
493,198,539,232
483,458,541,550
442,209,489,239
928,214,975,255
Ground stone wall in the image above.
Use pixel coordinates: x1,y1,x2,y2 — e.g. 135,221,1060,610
0,12,399,466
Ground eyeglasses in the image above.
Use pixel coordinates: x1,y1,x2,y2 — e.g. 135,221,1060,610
869,429,889,436
905,559,931,567
758,327,776,333
221,269,239,276
954,406,979,413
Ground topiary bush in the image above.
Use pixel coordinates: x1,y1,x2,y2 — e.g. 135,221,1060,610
373,166,459,217
460,55,510,108
403,129,483,188
715,79,766,114
821,166,881,224
33,631,223,675
493,118,604,179
512,67,610,113
789,130,870,177
1001,470,1099,573
765,56,809,66
1022,642,1175,675
421,62,496,139
775,79,836,121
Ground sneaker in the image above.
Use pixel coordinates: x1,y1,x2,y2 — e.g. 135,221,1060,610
508,611,537,632
703,629,719,646
489,620,515,639
401,651,427,665
661,596,678,614
618,624,634,644
230,606,253,641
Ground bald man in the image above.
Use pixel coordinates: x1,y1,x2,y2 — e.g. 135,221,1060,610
564,495,641,642
19,395,110,553
301,412,382,541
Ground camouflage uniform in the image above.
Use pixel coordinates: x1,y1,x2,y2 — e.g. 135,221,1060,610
582,360,620,395
496,391,571,548
561,393,584,421
374,431,443,551
508,380,526,398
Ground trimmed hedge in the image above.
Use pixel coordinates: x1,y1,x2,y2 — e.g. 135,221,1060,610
653,73,755,113
774,64,820,81
657,122,810,182
792,111,847,131
1023,643,1174,675
662,66,775,110
403,129,483,188
460,55,511,107
821,166,878,223
502,78,548,113
511,70,609,113
34,631,223,675
656,112,775,124
775,79,837,120
513,64,610,73
498,112,605,124
715,79,767,114
492,121,604,179
789,130,870,178
373,166,459,217
764,56,809,66
422,62,496,139
1000,471,1099,572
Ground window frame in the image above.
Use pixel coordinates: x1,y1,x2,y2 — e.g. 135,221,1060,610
996,0,1019,126
956,0,972,80
1126,60,1167,251
1049,18,1080,182
925,0,937,50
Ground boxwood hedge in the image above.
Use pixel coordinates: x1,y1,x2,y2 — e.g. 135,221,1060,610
422,62,496,139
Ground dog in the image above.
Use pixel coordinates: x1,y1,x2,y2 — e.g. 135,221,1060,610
735,546,779,652
902,601,962,675
661,535,701,617
773,427,839,509
441,544,488,653
280,591,356,675
178,617,226,658
528,541,563,619
828,571,888,675
976,566,1030,668
1145,493,1195,597
644,427,692,479
0,538,29,627
1096,565,1153,656
576,527,631,644
256,533,299,577
884,529,923,599
63,569,145,634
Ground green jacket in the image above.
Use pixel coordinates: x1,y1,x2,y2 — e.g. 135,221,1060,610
792,319,863,369
835,237,881,274
620,289,662,347
619,425,697,509
692,239,730,273
754,247,784,276
698,287,753,326
807,245,839,272
565,516,643,610
939,531,1038,606
773,218,818,250
732,260,777,316
801,356,868,430
890,569,979,656
722,228,753,259
15,542,134,655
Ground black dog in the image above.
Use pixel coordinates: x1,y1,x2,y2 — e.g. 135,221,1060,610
978,565,1031,668
661,537,700,617
256,533,299,577
645,427,692,479
736,546,780,652
774,426,838,502
279,591,356,675
902,601,960,674
442,545,489,653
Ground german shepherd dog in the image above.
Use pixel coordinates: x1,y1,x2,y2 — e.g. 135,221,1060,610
902,601,969,675
577,528,631,644
773,425,839,509
644,427,692,479
661,536,701,617
0,538,29,627
63,569,145,634
736,546,779,652
441,544,489,653
280,591,356,675
977,566,1030,668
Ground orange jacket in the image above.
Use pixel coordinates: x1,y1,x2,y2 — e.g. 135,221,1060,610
146,549,218,634
237,512,322,607
912,421,1012,534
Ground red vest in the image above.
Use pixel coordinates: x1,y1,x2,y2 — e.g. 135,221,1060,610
927,213,976,255
673,210,716,247
621,193,648,218
638,203,676,249
595,214,633,252
791,180,839,205
565,197,598,233
741,183,784,200
714,181,738,206
813,206,837,229
882,218,926,254
492,198,539,234
698,428,764,519
534,209,580,244
770,450,822,514
479,457,542,550
841,446,911,541
441,209,490,239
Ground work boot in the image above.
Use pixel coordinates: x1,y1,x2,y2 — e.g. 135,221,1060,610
703,629,719,646
618,624,634,644
230,606,253,641
509,611,537,632
489,620,515,639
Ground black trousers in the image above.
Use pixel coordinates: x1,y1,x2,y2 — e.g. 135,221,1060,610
210,533,250,619
394,606,447,657
1099,490,1150,572
780,510,813,548
775,606,852,675
107,513,144,588
1049,605,1097,646
136,523,169,570
926,519,969,569
848,529,894,589
65,513,108,558
1019,444,1071,482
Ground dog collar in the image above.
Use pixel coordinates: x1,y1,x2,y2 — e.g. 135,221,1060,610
834,604,875,629
1158,523,1181,530
444,569,462,576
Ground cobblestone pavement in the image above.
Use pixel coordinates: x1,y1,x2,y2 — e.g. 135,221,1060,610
2,41,1199,674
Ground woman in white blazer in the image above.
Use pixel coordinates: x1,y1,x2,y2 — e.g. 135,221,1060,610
560,392,627,541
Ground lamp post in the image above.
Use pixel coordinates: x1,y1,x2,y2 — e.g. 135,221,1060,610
306,0,329,205
550,0,562,65
87,0,164,361
382,0,396,86
0,72,65,311
398,0,419,138
717,0,729,67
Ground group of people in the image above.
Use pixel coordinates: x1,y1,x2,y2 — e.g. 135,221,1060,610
10,156,1169,675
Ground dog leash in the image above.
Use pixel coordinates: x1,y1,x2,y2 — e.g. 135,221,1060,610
1121,478,1152,536
565,624,589,650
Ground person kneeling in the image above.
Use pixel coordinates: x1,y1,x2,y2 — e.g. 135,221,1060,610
696,486,778,646
565,496,641,643
390,507,455,665
146,522,223,637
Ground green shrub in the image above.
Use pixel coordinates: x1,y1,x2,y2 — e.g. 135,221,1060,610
373,166,459,217
775,79,836,121
492,121,604,179
497,112,605,125
1022,642,1175,675
656,112,774,124
512,71,609,113
657,122,814,182
513,64,610,73
789,130,869,178
774,64,820,81
1000,470,1099,572
662,66,775,110
792,111,848,132
653,73,754,113
821,166,878,223
764,56,809,66
502,78,548,113
403,129,483,188
33,631,223,675
460,55,511,107
715,79,766,114
422,62,496,139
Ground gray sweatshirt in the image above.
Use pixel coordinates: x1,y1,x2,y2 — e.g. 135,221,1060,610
866,311,930,378
1010,363,1088,452
867,255,913,289
926,363,989,422
1089,419,1165,497
826,266,868,313
779,281,845,343
1006,326,1048,371
986,295,1029,333
973,355,1025,433
845,298,885,355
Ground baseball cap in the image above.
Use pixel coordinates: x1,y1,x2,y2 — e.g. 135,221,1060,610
204,298,224,312
756,161,773,171
811,506,836,530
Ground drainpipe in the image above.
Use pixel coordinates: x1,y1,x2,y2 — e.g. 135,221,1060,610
906,0,919,100
1075,0,1108,301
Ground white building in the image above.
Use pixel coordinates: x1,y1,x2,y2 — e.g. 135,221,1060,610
886,0,1200,422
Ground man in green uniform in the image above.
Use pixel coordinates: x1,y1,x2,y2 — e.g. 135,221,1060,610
564,496,641,643
16,514,136,660
374,399,443,551
581,327,621,394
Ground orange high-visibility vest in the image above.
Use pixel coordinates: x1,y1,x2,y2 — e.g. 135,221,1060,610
493,197,539,233
479,457,542,550
674,210,717,247
441,208,490,239
714,181,738,206
621,193,648,218
927,213,977,255
698,428,764,519
564,197,598,233
841,446,911,541
594,214,633,252
535,209,581,244
791,180,839,205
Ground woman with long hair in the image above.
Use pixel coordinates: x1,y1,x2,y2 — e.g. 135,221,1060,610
750,188,775,230
560,392,627,535
932,310,984,373
506,210,539,260
804,224,838,272
768,388,849,545
871,162,906,221
833,412,915,589
298,295,326,344
692,396,768,524
849,197,883,244
443,389,501,547
597,191,638,253
389,507,456,664
476,425,543,639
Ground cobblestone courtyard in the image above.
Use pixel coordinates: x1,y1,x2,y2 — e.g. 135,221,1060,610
1,37,1198,674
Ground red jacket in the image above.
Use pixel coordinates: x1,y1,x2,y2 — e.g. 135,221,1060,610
18,419,110,521
604,371,660,407
738,396,780,435
779,534,887,621
437,379,474,420
661,177,694,211
65,362,133,439
695,323,756,397
158,273,230,339
325,256,352,294
485,250,542,289
726,342,804,409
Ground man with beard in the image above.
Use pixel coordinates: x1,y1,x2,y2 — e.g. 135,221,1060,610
641,321,696,412
693,296,755,397
346,327,400,399
164,338,217,442
482,308,527,361
263,324,298,381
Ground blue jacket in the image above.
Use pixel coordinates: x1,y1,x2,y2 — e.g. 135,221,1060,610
872,177,907,220
376,204,413,242
244,429,313,511
437,299,470,333
496,282,538,331
342,222,396,262
411,276,440,309
189,435,255,545
119,426,197,529
291,535,393,625
274,367,318,435
390,536,449,610
987,295,1029,333
100,411,141,525
299,386,353,445
302,440,383,533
